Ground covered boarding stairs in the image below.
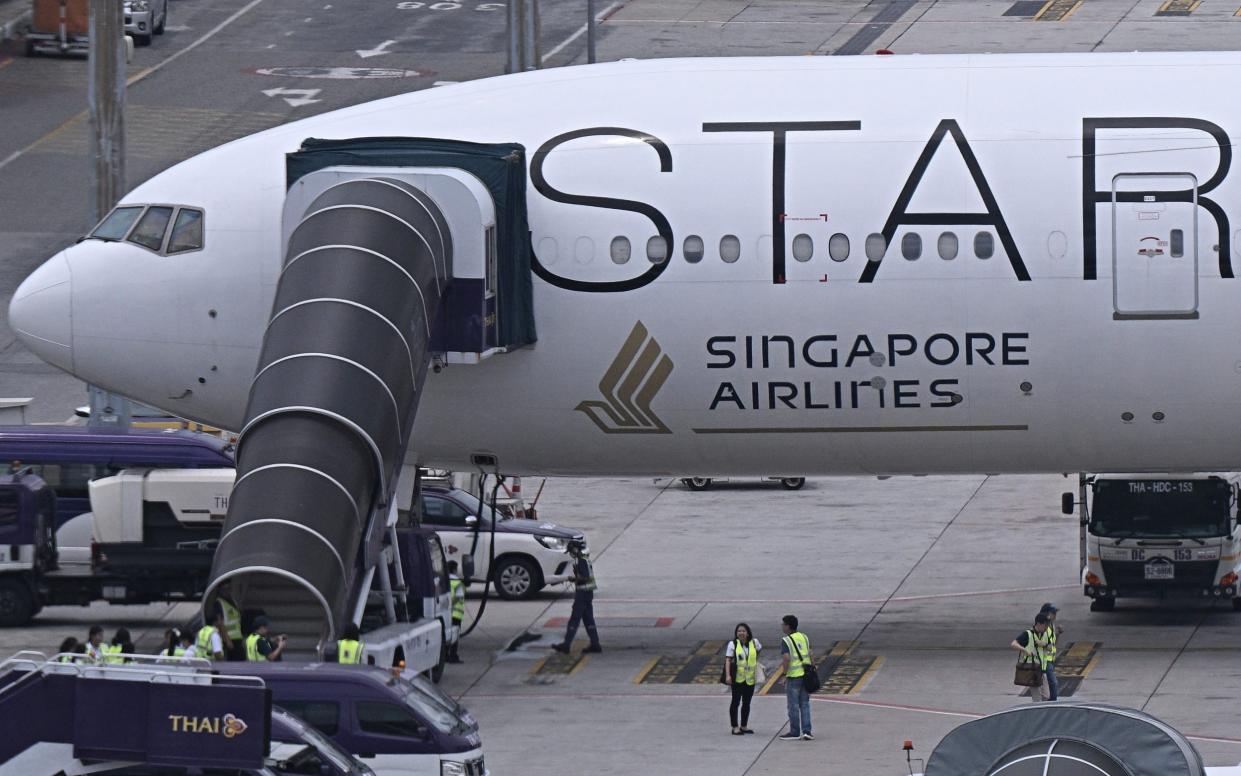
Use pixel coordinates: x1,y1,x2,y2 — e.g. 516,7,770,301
204,138,536,659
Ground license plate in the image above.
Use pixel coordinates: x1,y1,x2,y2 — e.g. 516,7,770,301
1145,562,1174,580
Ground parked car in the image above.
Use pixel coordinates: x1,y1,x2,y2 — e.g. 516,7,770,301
680,476,806,492
123,0,167,46
419,486,585,600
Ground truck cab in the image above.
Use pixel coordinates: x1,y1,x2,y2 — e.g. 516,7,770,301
1065,474,1241,611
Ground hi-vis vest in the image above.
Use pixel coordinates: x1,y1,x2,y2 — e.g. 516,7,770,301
783,632,811,678
245,633,265,662
1039,624,1058,661
220,598,243,641
1022,630,1051,670
449,577,465,620
160,646,188,658
576,558,597,592
101,644,124,665
196,625,219,658
337,639,364,664
733,639,758,686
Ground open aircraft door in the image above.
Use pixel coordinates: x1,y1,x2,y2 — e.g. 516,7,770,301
1112,172,1199,320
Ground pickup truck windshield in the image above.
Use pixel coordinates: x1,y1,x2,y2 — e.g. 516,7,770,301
1091,480,1232,538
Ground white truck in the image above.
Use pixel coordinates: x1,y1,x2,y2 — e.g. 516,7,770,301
1063,474,1241,611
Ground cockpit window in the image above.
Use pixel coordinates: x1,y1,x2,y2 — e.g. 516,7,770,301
167,208,204,253
128,206,174,251
91,206,143,241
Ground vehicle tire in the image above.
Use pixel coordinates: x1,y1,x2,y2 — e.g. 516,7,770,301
683,477,712,492
1232,598,1241,612
780,478,806,490
155,4,166,34
1089,597,1115,613
0,579,35,627
492,556,540,600
135,33,152,46
25,38,36,57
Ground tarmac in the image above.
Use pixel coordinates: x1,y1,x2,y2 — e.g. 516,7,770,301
3,1,1241,774
7,474,1241,774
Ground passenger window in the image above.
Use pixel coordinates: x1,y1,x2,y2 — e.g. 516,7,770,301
864,233,887,262
683,235,705,264
938,232,958,260
419,495,471,528
792,234,814,262
29,463,100,500
1170,229,1184,258
646,236,668,264
357,701,425,738
128,206,174,251
277,701,340,735
974,231,995,260
166,208,204,254
92,206,144,241
0,489,17,526
901,233,922,261
609,236,631,264
720,235,741,263
828,233,850,262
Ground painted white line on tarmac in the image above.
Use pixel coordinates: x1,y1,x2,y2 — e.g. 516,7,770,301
541,1,624,64
597,584,1079,606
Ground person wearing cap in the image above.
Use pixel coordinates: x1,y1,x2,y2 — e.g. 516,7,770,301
245,616,287,662
551,539,601,655
1011,613,1052,702
1038,603,1063,701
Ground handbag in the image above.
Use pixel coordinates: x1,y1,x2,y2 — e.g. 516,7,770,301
786,636,821,694
1014,661,1043,687
755,661,768,685
719,656,733,685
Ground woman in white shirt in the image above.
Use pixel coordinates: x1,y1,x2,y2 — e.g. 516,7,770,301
724,623,762,734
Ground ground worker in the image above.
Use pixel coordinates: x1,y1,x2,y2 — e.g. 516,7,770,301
778,614,813,741
1011,613,1052,702
447,560,465,664
216,581,244,660
551,539,601,655
197,605,227,661
1038,603,1062,701
244,616,287,662
336,623,364,664
57,637,79,662
102,628,132,665
84,625,106,663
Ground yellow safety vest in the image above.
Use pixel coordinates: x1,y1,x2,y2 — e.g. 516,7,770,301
337,639,364,664
102,644,124,665
220,598,243,641
1040,624,1058,661
196,626,218,659
245,633,265,662
1022,629,1051,670
733,639,758,686
783,632,811,678
450,577,465,620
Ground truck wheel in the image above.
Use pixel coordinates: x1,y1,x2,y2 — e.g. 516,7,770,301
0,580,35,627
683,477,712,492
430,636,446,683
493,557,539,600
154,4,166,34
1090,597,1115,613
1232,598,1241,612
780,478,806,490
25,38,36,57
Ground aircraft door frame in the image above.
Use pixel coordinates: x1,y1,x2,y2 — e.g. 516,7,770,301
1111,172,1199,320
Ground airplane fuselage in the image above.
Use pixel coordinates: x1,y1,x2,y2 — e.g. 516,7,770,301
18,53,1241,475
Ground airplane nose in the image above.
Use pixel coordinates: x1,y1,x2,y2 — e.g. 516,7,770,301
9,251,74,373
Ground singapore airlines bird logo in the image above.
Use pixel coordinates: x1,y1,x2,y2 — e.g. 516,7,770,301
577,322,674,434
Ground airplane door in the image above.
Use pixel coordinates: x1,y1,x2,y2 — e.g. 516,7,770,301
1112,173,1198,319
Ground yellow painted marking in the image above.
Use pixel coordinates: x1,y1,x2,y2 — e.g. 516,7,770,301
0,58,12,71
1087,555,1100,561
695,640,726,657
529,656,550,675
1080,653,1101,678
568,655,590,676
1065,641,1095,659
632,656,660,685
828,640,856,658
848,656,884,695
1034,0,1083,20
1156,0,1200,12
759,665,785,696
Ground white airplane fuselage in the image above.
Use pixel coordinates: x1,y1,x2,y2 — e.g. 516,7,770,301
13,53,1241,476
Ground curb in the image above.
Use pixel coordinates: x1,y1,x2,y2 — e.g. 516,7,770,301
0,8,29,43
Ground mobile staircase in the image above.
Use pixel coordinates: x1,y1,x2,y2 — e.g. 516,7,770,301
204,138,537,661
0,651,269,772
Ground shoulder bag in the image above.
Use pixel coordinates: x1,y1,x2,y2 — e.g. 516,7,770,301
786,635,821,693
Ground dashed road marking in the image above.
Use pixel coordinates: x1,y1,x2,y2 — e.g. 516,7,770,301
1156,0,1199,14
760,641,884,696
